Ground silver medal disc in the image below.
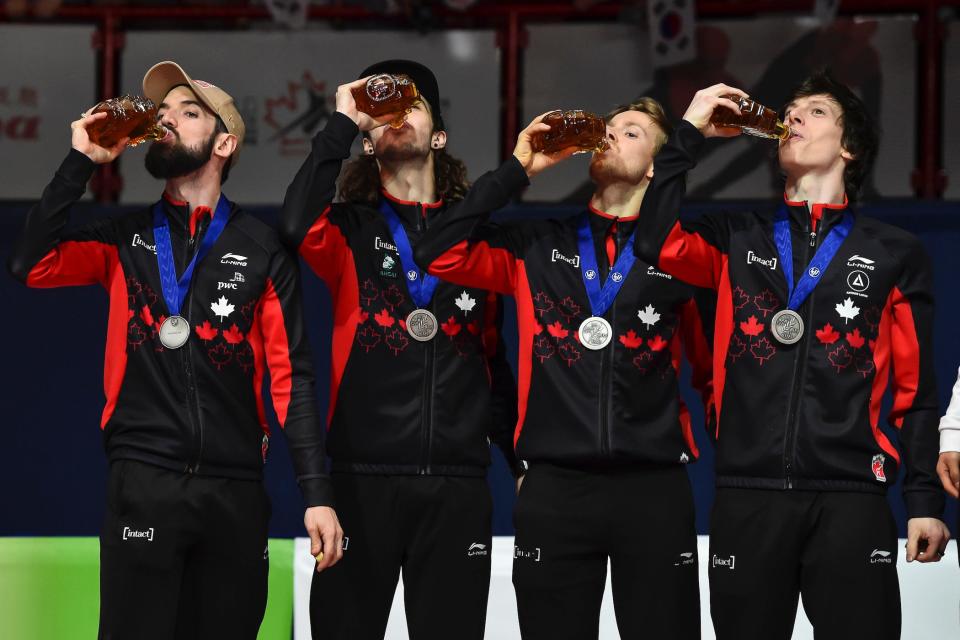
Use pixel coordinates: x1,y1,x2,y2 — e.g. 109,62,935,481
159,315,191,349
578,316,613,350
771,309,804,345
406,309,438,342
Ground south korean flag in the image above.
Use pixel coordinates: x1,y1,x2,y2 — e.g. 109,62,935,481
647,0,697,69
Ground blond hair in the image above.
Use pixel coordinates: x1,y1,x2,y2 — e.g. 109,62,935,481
605,97,672,154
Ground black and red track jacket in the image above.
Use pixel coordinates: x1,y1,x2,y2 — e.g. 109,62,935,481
8,150,332,507
278,112,519,477
633,121,943,518
414,156,715,470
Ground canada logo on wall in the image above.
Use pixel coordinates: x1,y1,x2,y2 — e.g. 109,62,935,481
263,71,333,156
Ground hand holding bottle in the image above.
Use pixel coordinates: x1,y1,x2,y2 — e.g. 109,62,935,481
682,84,749,138
72,110,129,165
513,112,582,178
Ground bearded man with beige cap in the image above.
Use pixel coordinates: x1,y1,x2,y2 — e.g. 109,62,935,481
8,61,342,638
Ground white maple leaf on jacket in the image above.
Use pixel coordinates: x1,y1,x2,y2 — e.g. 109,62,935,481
211,296,235,321
638,304,661,329
455,291,477,314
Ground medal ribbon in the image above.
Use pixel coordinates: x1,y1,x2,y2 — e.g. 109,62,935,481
153,194,231,316
773,203,853,311
378,199,440,309
576,212,637,317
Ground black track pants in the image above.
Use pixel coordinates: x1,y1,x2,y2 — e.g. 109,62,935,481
310,474,493,640
709,488,900,640
512,464,700,640
98,460,271,640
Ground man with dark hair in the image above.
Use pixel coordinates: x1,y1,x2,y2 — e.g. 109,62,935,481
279,60,520,639
8,61,341,638
413,99,714,640
632,72,950,638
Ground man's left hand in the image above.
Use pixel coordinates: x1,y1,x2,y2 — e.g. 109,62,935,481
305,506,344,573
905,517,950,563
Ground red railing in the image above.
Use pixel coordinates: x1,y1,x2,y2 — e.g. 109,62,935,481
1,0,954,200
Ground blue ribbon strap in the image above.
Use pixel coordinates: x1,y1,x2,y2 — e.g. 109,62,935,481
773,203,853,311
576,212,638,317
378,199,440,309
153,194,231,316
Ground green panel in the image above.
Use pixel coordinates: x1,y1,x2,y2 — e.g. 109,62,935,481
0,537,294,640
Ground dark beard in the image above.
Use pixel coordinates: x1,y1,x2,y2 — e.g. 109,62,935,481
144,131,216,179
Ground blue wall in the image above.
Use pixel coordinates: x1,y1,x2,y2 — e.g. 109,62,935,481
2,200,958,539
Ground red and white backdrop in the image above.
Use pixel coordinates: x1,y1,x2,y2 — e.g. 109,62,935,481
0,25,96,201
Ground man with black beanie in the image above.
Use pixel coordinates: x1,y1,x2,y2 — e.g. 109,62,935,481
280,60,520,639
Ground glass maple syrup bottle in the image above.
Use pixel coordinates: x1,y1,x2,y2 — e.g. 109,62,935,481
87,96,167,148
352,73,420,129
711,94,791,140
531,110,609,154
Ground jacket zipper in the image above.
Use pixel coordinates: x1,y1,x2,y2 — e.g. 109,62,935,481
598,223,620,457
781,210,822,489
417,202,436,475
182,212,207,473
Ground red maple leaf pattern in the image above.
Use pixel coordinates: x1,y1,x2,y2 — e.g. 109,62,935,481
466,321,480,335
632,351,653,373
356,325,381,352
533,336,555,362
557,296,582,321
740,315,765,338
358,310,369,324
815,323,840,345
827,345,853,372
869,339,876,351
385,328,410,355
441,316,462,337
381,284,404,310
753,290,780,318
727,334,747,362
374,309,395,328
128,309,134,321
128,323,146,349
140,305,155,329
208,343,233,370
547,321,568,339
236,343,255,372
647,335,668,352
223,324,245,345
534,321,543,336
732,286,750,311
533,291,555,317
619,330,643,349
750,337,776,365
240,301,257,324
558,342,581,367
360,279,379,305
846,328,865,349
195,321,218,341
855,356,875,378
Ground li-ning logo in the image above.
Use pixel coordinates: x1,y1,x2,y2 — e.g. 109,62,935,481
551,249,580,268
514,545,541,562
870,549,893,564
467,542,489,557
375,236,398,253
131,234,157,254
747,251,777,270
711,554,735,570
646,265,673,280
220,253,248,266
122,527,154,541
847,255,876,271
674,551,696,566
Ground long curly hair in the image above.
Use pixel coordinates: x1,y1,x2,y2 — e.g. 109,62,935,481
338,145,470,205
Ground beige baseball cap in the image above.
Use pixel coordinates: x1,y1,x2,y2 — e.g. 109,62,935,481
142,61,245,166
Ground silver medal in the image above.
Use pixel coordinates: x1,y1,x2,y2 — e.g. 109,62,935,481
406,309,438,342
159,315,190,349
578,316,613,350
771,309,804,345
